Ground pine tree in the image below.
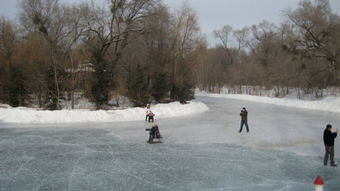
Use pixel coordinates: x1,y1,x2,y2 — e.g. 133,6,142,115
151,72,170,102
171,82,195,104
91,50,110,109
127,65,151,107
44,65,61,110
6,66,27,107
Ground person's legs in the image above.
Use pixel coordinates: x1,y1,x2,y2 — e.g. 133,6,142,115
148,134,154,142
330,146,336,166
245,121,249,132
145,115,148,121
324,146,330,165
239,121,244,132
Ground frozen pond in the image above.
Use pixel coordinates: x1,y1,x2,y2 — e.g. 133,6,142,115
0,96,340,191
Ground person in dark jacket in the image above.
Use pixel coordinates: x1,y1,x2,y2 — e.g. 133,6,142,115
323,124,338,167
239,107,249,133
146,123,159,143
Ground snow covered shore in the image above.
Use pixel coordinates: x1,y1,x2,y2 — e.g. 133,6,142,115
1,90,340,124
197,91,340,113
0,101,209,124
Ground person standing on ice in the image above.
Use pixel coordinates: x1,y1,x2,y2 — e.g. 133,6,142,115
145,104,151,121
239,107,249,133
148,111,155,123
323,124,338,167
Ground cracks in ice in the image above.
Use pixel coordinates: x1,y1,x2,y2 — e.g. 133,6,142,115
67,149,89,191
102,138,173,190
11,151,33,180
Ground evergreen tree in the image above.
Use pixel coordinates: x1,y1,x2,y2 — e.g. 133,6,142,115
5,66,27,107
171,82,195,104
91,50,110,109
151,72,170,102
127,65,151,107
44,65,61,110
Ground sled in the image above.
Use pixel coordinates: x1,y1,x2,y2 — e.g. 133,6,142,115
147,132,163,144
147,140,163,144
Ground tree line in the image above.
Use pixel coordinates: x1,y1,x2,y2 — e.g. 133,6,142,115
0,0,202,109
197,0,340,97
0,0,339,110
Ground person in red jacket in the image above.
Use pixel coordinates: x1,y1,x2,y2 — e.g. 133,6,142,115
323,124,338,167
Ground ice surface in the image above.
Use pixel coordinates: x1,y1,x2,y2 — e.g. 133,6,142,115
0,96,339,191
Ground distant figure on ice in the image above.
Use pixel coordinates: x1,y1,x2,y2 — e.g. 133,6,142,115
145,104,151,121
239,107,249,133
148,111,155,123
146,123,162,143
323,124,338,167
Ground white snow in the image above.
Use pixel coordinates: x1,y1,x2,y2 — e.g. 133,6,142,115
197,91,340,113
0,101,209,124
2,90,340,125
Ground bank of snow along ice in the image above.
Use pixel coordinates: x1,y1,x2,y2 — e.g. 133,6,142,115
0,101,209,124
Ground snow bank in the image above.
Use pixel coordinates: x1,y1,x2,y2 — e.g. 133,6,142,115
197,91,340,113
0,104,11,109
0,101,209,124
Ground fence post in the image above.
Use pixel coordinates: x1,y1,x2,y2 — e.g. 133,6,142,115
314,176,324,191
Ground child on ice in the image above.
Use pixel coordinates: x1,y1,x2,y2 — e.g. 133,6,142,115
146,123,162,143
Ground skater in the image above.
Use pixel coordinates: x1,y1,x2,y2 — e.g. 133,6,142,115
148,111,155,123
323,124,338,167
239,107,249,133
145,104,151,121
146,123,161,143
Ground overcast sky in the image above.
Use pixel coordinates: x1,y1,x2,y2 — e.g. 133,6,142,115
1,0,340,46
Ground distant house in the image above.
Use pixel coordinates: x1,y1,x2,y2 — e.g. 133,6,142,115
65,63,95,73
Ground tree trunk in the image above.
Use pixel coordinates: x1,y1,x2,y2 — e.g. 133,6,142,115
70,50,75,109
51,48,60,110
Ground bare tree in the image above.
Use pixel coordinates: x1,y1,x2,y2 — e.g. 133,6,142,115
213,25,234,66
168,2,201,101
0,17,20,105
61,4,88,109
0,17,16,65
20,0,67,109
287,0,340,87
83,0,156,108
233,27,250,52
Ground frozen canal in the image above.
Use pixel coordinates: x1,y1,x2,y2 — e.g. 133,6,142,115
0,96,339,191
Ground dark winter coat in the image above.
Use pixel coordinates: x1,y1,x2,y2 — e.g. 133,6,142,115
323,129,337,146
240,110,248,121
146,125,159,136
